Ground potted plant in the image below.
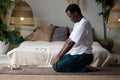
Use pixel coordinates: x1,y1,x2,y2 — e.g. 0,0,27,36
95,0,114,51
0,0,24,54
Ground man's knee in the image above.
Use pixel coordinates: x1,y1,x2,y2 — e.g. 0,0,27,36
53,64,63,72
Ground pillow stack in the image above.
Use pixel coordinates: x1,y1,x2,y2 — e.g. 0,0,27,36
25,25,70,42
32,25,55,41
51,25,70,41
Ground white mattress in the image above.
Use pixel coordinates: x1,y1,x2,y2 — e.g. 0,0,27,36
7,41,111,68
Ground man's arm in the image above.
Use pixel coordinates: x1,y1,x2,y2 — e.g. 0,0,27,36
51,38,75,67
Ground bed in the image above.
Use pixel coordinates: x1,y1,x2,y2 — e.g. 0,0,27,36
7,41,111,68
7,25,112,69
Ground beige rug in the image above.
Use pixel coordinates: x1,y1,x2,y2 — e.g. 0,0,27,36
0,63,8,67
0,65,120,80
0,66,120,75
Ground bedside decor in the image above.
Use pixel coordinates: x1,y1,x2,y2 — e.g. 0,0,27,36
10,0,34,29
0,0,24,54
95,0,114,51
107,3,120,28
95,0,114,39
103,2,120,52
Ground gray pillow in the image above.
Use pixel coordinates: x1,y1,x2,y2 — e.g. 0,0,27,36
52,27,70,41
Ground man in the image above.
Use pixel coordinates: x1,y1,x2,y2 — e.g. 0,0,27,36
51,4,95,72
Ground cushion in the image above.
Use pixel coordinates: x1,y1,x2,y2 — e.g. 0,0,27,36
52,27,70,41
25,33,34,41
32,25,55,41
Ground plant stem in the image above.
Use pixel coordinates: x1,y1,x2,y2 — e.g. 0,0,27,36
103,17,107,39
108,28,111,39
102,0,107,39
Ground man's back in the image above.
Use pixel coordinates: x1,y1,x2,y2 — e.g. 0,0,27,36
69,18,93,55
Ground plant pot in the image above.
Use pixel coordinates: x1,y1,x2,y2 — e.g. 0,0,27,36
100,38,114,52
0,41,9,54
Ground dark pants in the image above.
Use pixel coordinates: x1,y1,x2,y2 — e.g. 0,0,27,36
53,53,93,72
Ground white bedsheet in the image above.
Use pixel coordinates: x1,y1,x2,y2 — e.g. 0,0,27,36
7,41,111,68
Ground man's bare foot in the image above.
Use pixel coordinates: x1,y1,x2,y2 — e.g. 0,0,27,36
86,65,98,71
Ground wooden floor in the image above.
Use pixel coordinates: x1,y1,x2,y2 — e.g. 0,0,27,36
0,75,120,80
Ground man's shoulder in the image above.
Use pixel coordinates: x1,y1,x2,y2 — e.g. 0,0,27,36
81,18,92,28
77,18,89,24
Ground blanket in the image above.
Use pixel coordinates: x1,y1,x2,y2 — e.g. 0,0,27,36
7,41,111,68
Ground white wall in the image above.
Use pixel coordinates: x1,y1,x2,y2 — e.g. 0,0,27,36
25,0,103,37
15,0,120,53
26,0,73,27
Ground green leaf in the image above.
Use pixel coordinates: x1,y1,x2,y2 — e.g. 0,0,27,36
98,12,103,16
8,30,24,45
0,0,16,17
0,37,4,42
0,24,7,30
95,0,104,5
0,31,7,42
103,9,111,23
0,18,3,24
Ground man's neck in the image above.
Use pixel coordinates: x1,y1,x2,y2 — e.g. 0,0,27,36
76,16,83,22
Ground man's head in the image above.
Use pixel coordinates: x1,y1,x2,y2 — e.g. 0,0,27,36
65,4,83,23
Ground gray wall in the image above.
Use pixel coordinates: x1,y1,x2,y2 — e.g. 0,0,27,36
14,0,120,53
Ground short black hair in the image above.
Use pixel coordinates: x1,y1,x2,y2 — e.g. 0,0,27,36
65,4,82,15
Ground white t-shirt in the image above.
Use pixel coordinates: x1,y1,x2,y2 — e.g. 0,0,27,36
69,18,93,55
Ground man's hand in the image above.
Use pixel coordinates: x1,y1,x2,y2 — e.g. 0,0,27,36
51,57,60,67
51,38,75,68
